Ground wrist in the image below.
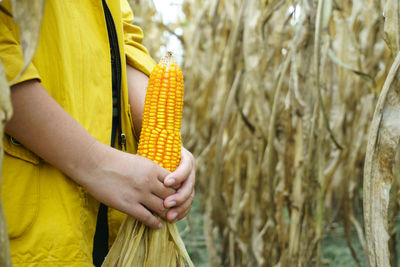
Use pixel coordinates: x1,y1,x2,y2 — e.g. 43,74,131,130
65,139,110,187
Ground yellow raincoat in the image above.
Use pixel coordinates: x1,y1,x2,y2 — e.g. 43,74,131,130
0,0,156,265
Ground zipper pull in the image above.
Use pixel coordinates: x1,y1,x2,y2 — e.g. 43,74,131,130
120,133,126,150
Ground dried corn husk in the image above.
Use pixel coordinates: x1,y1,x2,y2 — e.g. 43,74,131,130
103,217,192,266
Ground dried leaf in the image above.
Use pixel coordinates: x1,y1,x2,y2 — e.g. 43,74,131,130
0,61,12,267
10,0,45,82
383,0,400,55
321,0,332,29
364,51,400,267
328,49,376,89
155,0,396,265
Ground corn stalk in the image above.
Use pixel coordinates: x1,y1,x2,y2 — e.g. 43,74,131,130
363,1,400,266
132,0,400,265
363,51,400,267
180,0,392,265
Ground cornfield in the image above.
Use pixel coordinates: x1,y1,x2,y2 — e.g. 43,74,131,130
0,0,399,266
132,0,400,266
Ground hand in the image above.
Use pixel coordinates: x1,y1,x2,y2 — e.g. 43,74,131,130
125,65,196,223
81,142,176,229
5,79,177,229
162,147,196,223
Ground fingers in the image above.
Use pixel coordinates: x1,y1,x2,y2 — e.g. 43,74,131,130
141,156,171,183
164,164,195,209
132,148,196,224
141,160,175,199
133,205,163,229
156,164,171,183
166,190,195,223
164,147,195,187
140,193,168,219
151,180,176,199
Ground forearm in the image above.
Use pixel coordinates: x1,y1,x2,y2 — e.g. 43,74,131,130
6,79,175,227
126,64,148,138
5,79,105,185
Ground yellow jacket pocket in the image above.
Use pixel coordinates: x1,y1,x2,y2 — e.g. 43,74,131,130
3,134,40,165
2,150,39,239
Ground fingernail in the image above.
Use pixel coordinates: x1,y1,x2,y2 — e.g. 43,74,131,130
167,201,176,208
158,222,163,229
170,212,178,221
165,178,175,186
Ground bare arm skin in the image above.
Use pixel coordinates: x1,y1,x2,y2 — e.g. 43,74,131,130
126,65,196,222
5,79,176,228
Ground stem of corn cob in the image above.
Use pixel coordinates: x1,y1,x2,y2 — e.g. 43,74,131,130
102,52,193,267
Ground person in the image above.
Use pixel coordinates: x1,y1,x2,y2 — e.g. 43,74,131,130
0,0,196,266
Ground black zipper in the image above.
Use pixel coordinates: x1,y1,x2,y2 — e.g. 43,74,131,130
102,0,126,150
93,2,126,265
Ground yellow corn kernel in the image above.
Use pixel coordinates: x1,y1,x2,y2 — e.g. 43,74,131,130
137,52,184,172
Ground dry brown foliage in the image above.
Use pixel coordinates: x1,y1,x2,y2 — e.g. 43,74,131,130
121,0,400,266
1,0,399,266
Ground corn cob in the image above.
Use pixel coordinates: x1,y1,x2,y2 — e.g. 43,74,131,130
102,52,193,267
138,52,183,171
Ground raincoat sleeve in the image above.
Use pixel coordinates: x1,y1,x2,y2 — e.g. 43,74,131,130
120,0,156,76
0,4,42,164
0,6,41,86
